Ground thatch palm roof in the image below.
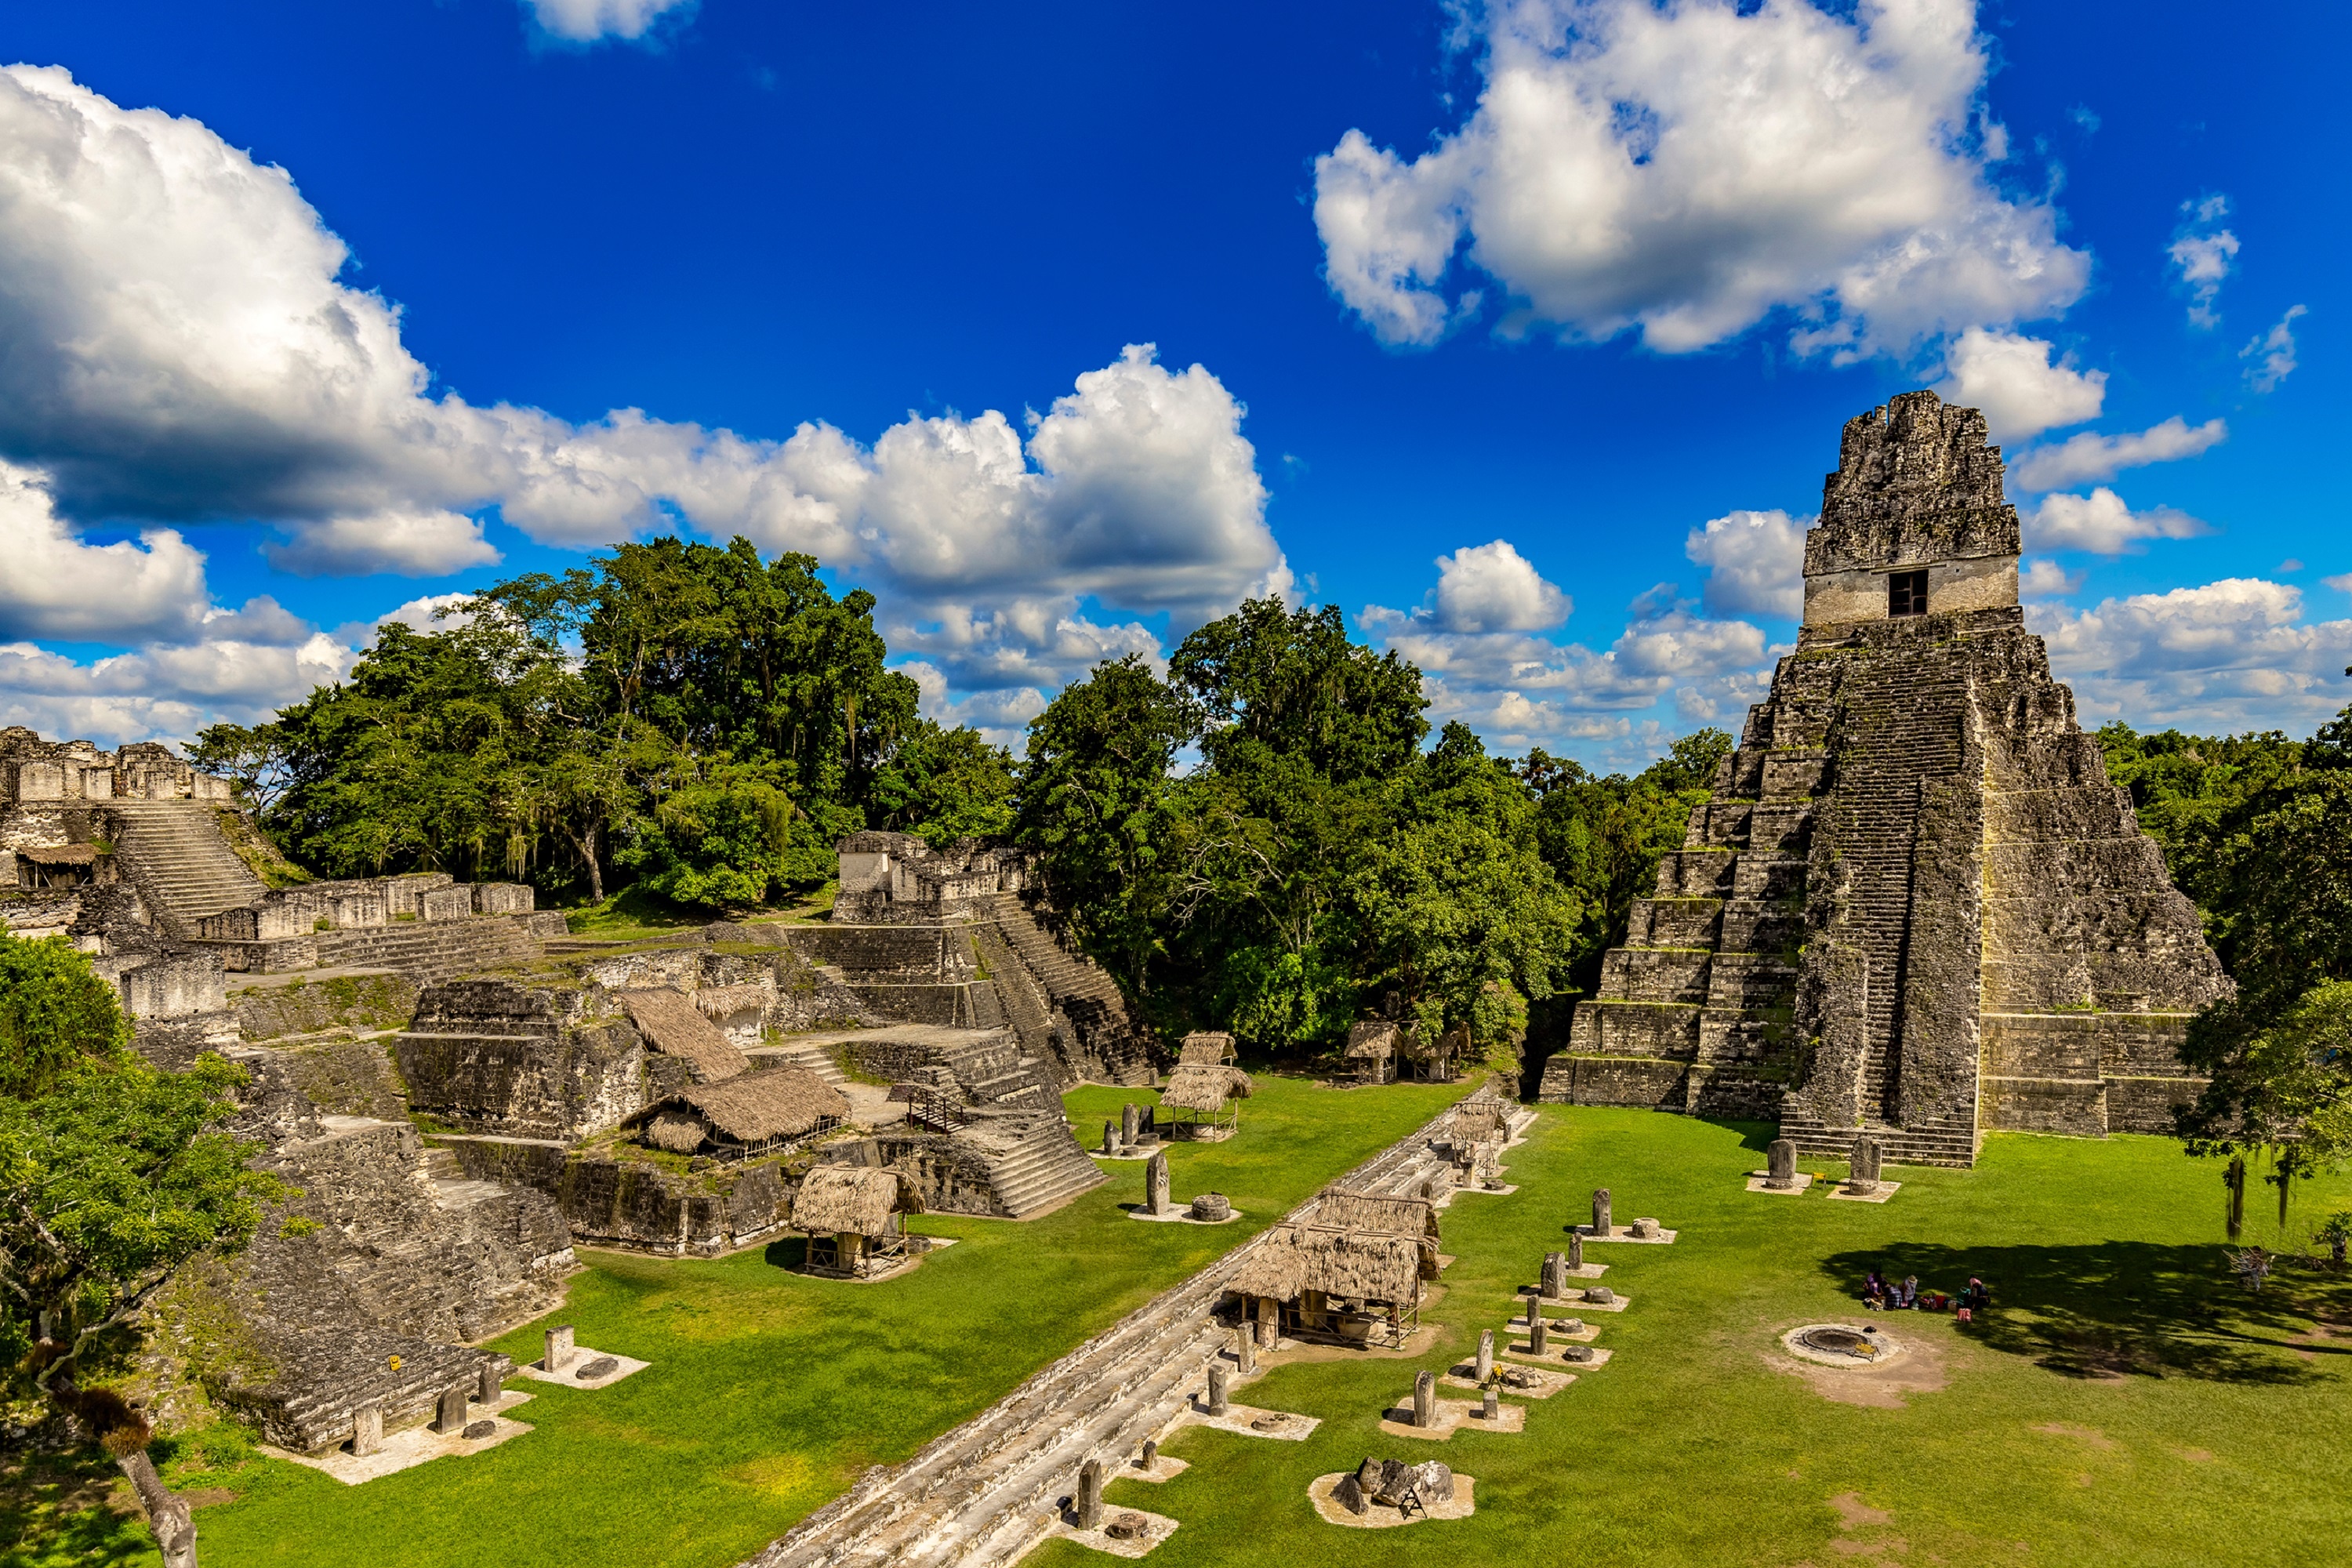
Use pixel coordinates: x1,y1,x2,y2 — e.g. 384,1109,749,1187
1345,1021,1399,1060
692,984,769,1023
620,987,752,1082
1399,1025,1466,1063
1227,1222,1425,1304
669,1067,849,1144
793,1165,919,1236
1450,1102,1507,1143
1313,1188,1442,1279
1178,1032,1236,1067
1161,1064,1255,1112
643,1112,707,1153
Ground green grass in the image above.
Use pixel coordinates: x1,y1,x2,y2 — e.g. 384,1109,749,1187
45,1076,1457,1568
30,1098,2350,1567
1027,1109,2352,1568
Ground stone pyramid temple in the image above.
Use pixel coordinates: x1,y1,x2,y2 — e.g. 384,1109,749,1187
1538,390,2231,1166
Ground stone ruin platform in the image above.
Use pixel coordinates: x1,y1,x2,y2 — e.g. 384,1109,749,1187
262,1389,534,1485
1508,1309,1604,1340
1051,1506,1180,1558
1120,1452,1190,1483
1443,1363,1573,1399
1308,1472,1476,1528
1826,1180,1902,1203
519,1346,649,1390
1504,1341,1613,1370
1125,1204,1243,1225
1378,1397,1525,1440
1181,1401,1319,1441
1578,1222,1677,1243
1521,1287,1628,1315
1747,1171,1816,1195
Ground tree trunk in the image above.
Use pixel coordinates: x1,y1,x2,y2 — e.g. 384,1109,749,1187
575,821,604,903
115,1448,197,1568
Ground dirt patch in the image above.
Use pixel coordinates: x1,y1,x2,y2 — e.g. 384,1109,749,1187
1769,1326,1951,1409
1821,1492,1904,1559
2030,1422,2118,1450
1828,1493,1889,1530
181,1487,240,1509
2176,1446,2215,1463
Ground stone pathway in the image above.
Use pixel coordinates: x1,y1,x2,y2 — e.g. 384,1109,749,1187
742,1092,1529,1568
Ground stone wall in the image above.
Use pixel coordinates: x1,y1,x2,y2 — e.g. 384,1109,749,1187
396,979,647,1138
437,1135,795,1257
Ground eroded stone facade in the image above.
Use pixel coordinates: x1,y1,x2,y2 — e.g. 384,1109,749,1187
1538,391,2230,1163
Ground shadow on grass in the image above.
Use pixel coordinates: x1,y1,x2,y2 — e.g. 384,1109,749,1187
0,1450,151,1568
1821,1241,2352,1384
1696,1117,1778,1156
762,1235,810,1270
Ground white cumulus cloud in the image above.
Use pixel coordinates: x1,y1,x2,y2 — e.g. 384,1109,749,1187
2167,195,2238,329
2027,488,2209,556
1391,540,1571,634
1933,328,2105,441
521,0,695,44
2017,557,2082,598
1685,508,1807,619
2241,305,2307,394
0,460,211,641
2033,577,2352,733
2006,416,2227,492
1312,0,2089,358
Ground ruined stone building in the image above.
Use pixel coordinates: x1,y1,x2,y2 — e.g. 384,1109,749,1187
1539,391,2230,1165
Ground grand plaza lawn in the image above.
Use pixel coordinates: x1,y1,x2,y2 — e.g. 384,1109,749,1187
14,1090,2348,1567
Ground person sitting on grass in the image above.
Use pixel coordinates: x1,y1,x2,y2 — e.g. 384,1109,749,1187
1899,1275,1918,1309
1960,1277,1990,1312
1862,1272,1888,1310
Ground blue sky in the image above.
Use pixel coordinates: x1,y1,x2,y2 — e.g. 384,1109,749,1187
0,0,2343,768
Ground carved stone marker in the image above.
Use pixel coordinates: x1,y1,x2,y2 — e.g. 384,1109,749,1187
1412,1369,1436,1428
1629,1217,1661,1240
576,1356,620,1381
1335,1469,1370,1515
1076,1457,1105,1530
1588,1284,1615,1305
1764,1137,1798,1189
475,1360,503,1403
1140,1439,1158,1468
1592,1188,1613,1236
431,1385,467,1435
545,1323,575,1374
1482,1385,1500,1421
1568,1232,1584,1270
1207,1364,1229,1416
1121,1102,1141,1148
1103,1120,1117,1156
1530,1312,1549,1355
1563,1343,1595,1363
1475,1327,1494,1382
1145,1150,1172,1216
350,1403,383,1457
1256,1293,1279,1349
1105,1512,1147,1541
1542,1250,1568,1298
1409,1461,1456,1504
462,1419,495,1440
1850,1133,1883,1192
1236,1324,1256,1376
1190,1191,1231,1222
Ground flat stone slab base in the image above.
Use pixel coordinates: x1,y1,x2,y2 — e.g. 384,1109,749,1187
1445,1365,1573,1399
1504,1342,1614,1370
263,1390,533,1484
1120,1454,1191,1483
1125,1205,1243,1225
1378,1398,1523,1440
1053,1507,1179,1557
520,1347,649,1389
1826,1181,1902,1203
1449,1183,1518,1197
1308,1472,1477,1527
1184,1402,1319,1440
1577,1224,1678,1243
1508,1314,1602,1341
1746,1173,1815,1195
1095,1143,1167,1163
1523,1290,1628,1314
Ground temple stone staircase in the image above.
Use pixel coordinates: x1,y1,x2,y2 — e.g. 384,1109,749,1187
1777,1107,1981,1168
107,799,267,939
964,1112,1109,1218
981,895,1156,1086
312,918,544,982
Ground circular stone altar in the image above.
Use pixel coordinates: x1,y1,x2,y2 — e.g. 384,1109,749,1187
1780,1323,1906,1368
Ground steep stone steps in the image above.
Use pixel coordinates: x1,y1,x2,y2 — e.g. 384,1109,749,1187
106,800,267,938
975,1116,1106,1218
314,918,543,982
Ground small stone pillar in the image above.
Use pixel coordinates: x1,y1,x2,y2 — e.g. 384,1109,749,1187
1849,1133,1883,1193
1207,1364,1229,1416
1530,1311,1549,1356
1412,1369,1436,1428
1592,1188,1613,1236
1482,1384,1500,1421
545,1323,576,1374
1764,1137,1798,1189
1121,1102,1141,1149
1076,1457,1105,1530
475,1360,503,1403
431,1385,467,1436
1255,1293,1279,1349
1568,1232,1584,1271
1103,1120,1117,1156
1236,1325,1256,1376
1541,1250,1567,1299
1475,1327,1494,1382
1140,1439,1158,1469
1145,1150,1171,1216
350,1403,383,1457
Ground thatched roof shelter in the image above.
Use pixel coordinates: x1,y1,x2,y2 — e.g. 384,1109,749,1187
1178,1032,1236,1067
793,1165,920,1237
1161,1063,1255,1113
1399,1024,1466,1065
1228,1222,1424,1305
633,1066,849,1154
1450,1101,1507,1144
1313,1187,1442,1279
1345,1021,1399,1061
620,987,751,1082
